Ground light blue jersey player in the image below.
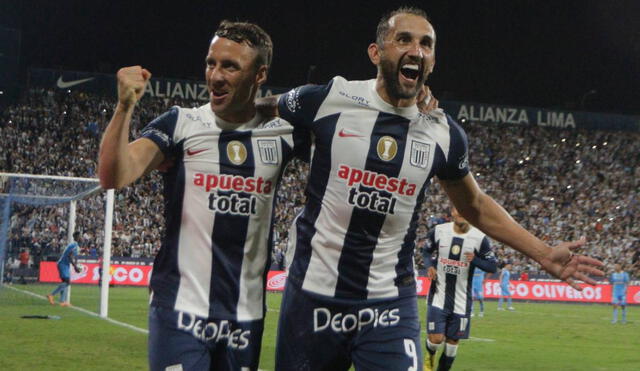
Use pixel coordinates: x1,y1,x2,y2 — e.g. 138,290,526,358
471,269,486,317
610,264,630,324
498,263,514,311
47,232,81,306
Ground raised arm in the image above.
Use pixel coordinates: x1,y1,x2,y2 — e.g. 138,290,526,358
440,173,604,290
98,66,164,189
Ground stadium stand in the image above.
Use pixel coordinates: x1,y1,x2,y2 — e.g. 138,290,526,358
1,88,638,280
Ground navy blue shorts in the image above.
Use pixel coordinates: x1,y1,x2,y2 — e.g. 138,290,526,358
148,305,264,371
275,282,422,371
426,305,470,340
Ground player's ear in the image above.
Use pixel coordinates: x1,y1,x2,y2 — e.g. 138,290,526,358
255,64,268,86
368,43,381,65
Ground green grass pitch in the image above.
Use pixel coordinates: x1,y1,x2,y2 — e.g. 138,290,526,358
1,284,638,370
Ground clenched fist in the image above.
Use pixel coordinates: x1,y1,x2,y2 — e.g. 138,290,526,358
117,66,152,108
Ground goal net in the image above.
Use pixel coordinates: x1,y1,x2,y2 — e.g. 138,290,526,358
0,172,115,317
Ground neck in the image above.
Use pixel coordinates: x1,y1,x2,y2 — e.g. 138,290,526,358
375,75,416,108
453,222,470,234
213,104,257,124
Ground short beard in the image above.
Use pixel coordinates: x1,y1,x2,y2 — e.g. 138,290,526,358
379,58,421,100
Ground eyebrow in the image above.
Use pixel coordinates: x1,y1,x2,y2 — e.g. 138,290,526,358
395,31,434,43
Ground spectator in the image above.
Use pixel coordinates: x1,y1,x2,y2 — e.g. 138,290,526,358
19,248,29,269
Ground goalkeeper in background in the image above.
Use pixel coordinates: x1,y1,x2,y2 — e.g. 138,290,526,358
47,231,81,307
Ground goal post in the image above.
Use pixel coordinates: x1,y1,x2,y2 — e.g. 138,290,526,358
0,172,114,317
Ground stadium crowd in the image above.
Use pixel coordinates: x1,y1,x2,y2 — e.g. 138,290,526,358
1,88,638,281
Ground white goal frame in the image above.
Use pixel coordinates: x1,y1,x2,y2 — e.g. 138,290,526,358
0,172,115,318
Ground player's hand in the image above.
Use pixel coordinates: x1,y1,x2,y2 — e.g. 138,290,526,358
464,252,475,262
75,267,81,273
539,237,605,290
427,266,437,281
417,85,439,113
117,66,152,109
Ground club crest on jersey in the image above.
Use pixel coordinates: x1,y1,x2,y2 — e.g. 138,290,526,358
227,141,247,165
376,136,398,161
257,139,278,165
410,140,431,169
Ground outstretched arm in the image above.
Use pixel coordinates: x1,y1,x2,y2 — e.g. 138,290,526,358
440,174,604,290
98,66,164,189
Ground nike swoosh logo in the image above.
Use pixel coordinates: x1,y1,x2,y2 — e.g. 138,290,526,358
56,76,95,89
186,148,208,156
338,129,363,138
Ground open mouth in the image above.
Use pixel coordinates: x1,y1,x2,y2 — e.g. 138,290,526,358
399,63,420,81
210,89,229,103
211,90,228,98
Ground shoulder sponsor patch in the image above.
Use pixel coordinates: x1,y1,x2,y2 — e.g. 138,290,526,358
458,151,469,170
285,87,301,113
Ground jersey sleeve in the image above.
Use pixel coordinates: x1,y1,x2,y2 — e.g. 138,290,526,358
471,236,497,273
436,115,470,180
278,82,333,130
138,107,180,156
291,123,312,162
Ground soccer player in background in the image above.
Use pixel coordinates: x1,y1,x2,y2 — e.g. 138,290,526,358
47,231,81,307
471,266,486,317
610,264,630,324
422,207,497,371
498,262,515,311
98,21,301,371
266,6,604,371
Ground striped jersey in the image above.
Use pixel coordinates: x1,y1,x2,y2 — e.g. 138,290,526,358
140,103,298,321
425,222,496,315
278,76,470,300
